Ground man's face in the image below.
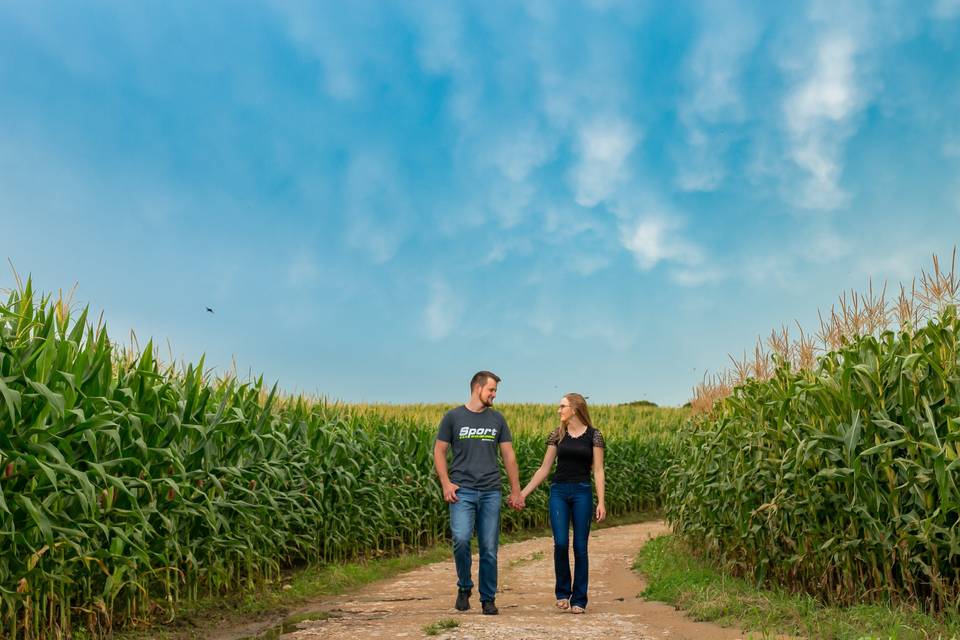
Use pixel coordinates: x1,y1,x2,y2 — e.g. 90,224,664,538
478,379,498,407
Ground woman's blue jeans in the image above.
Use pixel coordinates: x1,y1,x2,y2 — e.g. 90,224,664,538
549,482,593,608
449,487,501,603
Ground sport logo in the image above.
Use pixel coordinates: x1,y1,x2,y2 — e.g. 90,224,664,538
457,427,498,440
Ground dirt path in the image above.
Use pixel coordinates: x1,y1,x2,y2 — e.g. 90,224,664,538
254,521,766,640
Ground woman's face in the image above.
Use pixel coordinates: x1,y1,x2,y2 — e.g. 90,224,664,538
558,397,573,420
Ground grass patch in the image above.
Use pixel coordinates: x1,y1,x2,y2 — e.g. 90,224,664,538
634,534,960,640
115,510,660,639
510,550,545,567
423,618,460,636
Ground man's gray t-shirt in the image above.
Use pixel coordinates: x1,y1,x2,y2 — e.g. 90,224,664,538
436,405,512,491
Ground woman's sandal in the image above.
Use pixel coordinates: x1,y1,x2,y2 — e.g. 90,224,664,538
571,605,585,614
556,599,570,610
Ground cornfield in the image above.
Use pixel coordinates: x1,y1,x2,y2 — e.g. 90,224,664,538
667,252,960,609
0,280,678,638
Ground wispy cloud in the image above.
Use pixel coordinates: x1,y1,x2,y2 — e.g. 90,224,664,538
670,266,727,287
776,1,913,212
423,279,462,341
807,228,852,263
569,254,611,276
741,253,798,288
618,213,702,271
343,150,411,263
855,250,930,283
569,316,638,350
542,205,605,239
782,31,862,210
482,236,533,265
570,117,639,207
486,176,536,229
525,296,638,349
675,0,759,192
271,2,384,100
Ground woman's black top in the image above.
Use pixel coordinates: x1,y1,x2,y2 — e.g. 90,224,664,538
547,426,605,484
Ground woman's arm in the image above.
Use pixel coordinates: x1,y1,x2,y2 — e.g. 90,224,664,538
520,445,557,499
593,445,606,521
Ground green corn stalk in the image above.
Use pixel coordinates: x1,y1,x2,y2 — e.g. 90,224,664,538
0,280,678,638
666,304,960,609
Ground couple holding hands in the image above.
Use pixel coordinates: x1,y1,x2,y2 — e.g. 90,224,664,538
433,370,606,616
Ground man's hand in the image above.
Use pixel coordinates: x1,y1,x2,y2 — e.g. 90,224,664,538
442,481,460,503
508,491,525,510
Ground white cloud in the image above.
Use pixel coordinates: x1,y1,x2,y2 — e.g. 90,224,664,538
619,215,701,271
782,32,861,210
424,279,462,341
774,0,915,212
571,117,639,207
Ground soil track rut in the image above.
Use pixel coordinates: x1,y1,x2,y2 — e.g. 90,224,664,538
243,521,773,640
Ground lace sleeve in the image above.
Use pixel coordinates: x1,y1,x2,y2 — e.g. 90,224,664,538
546,428,561,446
592,428,605,449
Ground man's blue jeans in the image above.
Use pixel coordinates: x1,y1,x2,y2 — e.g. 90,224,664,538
549,481,593,608
449,487,501,603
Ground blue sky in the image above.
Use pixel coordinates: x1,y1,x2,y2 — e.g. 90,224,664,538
2,1,960,406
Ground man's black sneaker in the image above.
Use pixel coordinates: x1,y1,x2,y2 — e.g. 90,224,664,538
455,589,471,611
481,600,498,615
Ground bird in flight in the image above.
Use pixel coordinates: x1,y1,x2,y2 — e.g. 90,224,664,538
205,307,215,314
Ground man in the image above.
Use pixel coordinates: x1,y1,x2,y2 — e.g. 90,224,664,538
434,370,524,616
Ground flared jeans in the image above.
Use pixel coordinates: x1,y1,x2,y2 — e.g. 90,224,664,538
549,481,593,609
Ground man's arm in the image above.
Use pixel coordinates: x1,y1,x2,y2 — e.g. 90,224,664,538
499,441,523,509
433,439,459,503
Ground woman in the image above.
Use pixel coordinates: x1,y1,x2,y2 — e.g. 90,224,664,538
520,393,606,614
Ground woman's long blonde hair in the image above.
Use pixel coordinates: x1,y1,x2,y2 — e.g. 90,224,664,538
558,392,593,441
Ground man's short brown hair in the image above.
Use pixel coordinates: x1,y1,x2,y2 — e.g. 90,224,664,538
470,370,501,391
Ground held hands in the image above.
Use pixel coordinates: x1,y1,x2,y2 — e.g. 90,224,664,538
595,503,606,522
507,491,525,511
442,482,460,503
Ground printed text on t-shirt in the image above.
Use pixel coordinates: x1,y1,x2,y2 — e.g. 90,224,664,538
458,427,498,440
